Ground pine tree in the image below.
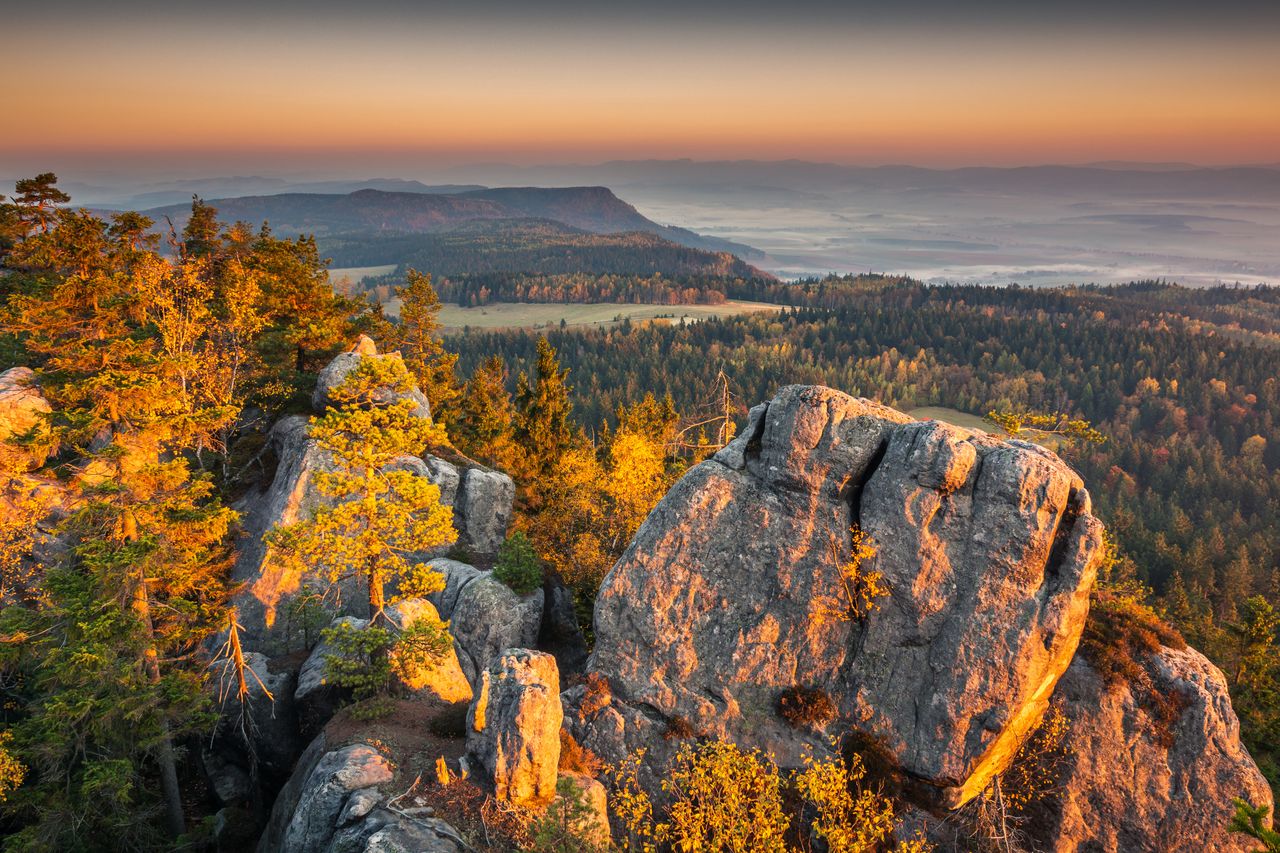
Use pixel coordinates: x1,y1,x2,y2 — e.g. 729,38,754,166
265,356,457,635
1,190,239,846
392,269,460,428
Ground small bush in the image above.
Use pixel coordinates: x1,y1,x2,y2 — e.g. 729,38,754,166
1080,589,1184,687
579,672,613,718
494,531,544,595
663,715,697,741
322,621,396,700
559,729,603,776
777,686,837,730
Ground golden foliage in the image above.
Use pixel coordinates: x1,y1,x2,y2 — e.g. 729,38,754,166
1000,705,1072,813
794,747,895,853
608,739,930,853
0,731,25,802
815,528,887,625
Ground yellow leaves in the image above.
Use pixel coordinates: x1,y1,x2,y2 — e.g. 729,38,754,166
794,747,896,853
608,739,927,853
0,731,25,803
998,705,1072,814
814,528,887,625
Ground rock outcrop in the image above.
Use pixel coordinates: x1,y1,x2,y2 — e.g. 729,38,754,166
0,366,51,470
258,732,469,853
294,604,472,735
427,559,544,686
231,341,515,652
466,649,563,808
1030,646,1274,853
312,334,431,419
573,385,1104,807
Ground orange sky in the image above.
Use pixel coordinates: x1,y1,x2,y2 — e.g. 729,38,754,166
5,12,1280,167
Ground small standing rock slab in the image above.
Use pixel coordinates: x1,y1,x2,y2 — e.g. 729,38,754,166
466,648,563,808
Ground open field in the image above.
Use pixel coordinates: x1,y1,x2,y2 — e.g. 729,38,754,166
329,264,397,286
398,300,783,329
908,406,999,433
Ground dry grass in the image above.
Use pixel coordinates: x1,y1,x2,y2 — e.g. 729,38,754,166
777,686,837,730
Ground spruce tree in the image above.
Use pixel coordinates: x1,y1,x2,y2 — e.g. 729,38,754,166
454,355,520,472
392,269,460,428
514,336,576,481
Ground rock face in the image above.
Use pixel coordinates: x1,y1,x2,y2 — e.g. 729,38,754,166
1030,646,1274,853
454,468,515,554
427,558,544,686
312,335,431,419
576,385,1105,807
466,649,563,808
258,732,469,853
0,366,51,470
205,651,302,802
231,341,515,652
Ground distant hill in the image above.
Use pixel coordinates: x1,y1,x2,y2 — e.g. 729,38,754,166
322,218,768,279
140,186,762,259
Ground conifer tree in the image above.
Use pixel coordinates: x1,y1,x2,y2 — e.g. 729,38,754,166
514,336,576,481
1,186,239,845
265,356,457,634
392,268,460,427
454,355,520,472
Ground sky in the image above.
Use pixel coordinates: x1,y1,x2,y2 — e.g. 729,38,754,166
4,0,1280,173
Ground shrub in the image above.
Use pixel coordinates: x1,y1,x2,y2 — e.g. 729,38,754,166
777,686,837,730
664,740,790,853
559,730,603,776
578,672,613,718
663,714,697,741
1080,588,1184,687
1000,705,1072,814
494,531,544,595
793,747,896,853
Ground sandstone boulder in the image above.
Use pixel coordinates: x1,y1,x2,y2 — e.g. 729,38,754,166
294,607,471,735
0,366,51,470
466,649,562,808
427,558,544,686
578,385,1105,808
455,468,515,554
257,734,394,853
1029,645,1274,852
257,732,472,853
312,335,431,419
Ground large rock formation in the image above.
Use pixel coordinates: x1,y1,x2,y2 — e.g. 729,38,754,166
575,385,1104,808
312,334,431,419
427,558,544,686
0,366,51,470
230,341,515,652
1030,645,1274,853
466,648,563,808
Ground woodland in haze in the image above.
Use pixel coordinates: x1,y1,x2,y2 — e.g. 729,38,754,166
1,178,1277,851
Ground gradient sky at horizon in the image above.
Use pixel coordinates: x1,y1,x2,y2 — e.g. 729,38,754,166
5,0,1280,172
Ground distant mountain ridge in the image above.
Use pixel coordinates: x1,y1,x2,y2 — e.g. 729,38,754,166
140,186,762,259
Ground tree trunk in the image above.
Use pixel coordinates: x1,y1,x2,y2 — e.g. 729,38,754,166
126,514,186,838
